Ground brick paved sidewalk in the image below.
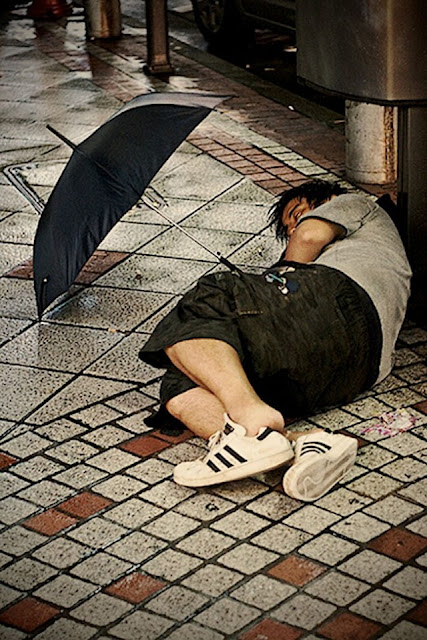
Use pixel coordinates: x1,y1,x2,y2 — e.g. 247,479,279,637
0,3,426,639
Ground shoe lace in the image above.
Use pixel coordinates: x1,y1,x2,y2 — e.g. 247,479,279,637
203,430,223,460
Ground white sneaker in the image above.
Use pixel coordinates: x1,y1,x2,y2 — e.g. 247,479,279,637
283,432,358,501
173,414,294,487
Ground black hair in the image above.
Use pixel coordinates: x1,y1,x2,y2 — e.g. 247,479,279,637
268,179,348,242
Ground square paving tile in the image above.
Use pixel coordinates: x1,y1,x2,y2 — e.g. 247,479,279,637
0,317,32,347
0,583,20,611
298,533,359,565
108,609,174,640
107,531,167,564
141,225,250,262
57,491,112,518
182,564,244,597
84,333,161,383
70,592,133,626
0,278,43,320
23,508,79,535
91,475,147,502
0,362,72,422
347,471,403,500
32,537,92,569
383,566,426,599
164,622,224,640
176,528,235,559
71,403,124,428
232,575,296,610
0,431,51,460
218,542,278,575
0,496,39,525
282,506,341,535
0,323,122,372
27,376,133,426
32,556,97,613
211,510,270,539
47,286,173,332
98,221,167,252
9,456,65,482
104,499,163,529
239,618,303,640
152,152,241,201
252,524,312,555
141,548,203,582
378,620,426,640
272,593,336,630
331,512,390,543
368,528,427,561
268,555,327,587
315,488,372,516
338,549,401,583
142,511,200,541
105,572,166,604
350,588,414,624
0,557,56,591
0,597,60,633
67,517,129,548
70,552,132,586
317,612,382,640
96,254,214,295
381,457,427,483
193,596,260,635
246,492,301,520
304,571,371,606
175,492,235,521
145,585,208,621
119,434,170,458
184,200,267,234
30,617,98,640
363,495,423,525
17,479,75,508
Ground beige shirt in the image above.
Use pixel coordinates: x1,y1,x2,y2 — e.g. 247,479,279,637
303,194,412,383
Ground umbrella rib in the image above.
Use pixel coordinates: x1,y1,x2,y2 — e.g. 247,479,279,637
47,125,135,195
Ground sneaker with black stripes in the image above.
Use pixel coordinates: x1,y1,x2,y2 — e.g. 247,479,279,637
173,414,294,487
283,432,358,501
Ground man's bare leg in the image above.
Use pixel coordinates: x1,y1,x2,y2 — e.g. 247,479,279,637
165,338,284,437
166,387,225,440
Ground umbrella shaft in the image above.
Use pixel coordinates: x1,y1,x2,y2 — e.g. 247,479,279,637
142,194,242,274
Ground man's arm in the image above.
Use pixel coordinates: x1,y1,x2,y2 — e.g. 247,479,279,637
283,218,346,263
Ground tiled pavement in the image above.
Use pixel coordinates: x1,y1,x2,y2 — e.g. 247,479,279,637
0,2,426,638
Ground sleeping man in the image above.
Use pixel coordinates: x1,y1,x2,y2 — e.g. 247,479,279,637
139,179,411,501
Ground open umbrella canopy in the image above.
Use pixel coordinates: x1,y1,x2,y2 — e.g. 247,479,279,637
33,92,226,317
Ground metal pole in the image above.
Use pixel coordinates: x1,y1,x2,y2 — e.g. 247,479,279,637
84,0,122,39
397,106,427,325
144,0,174,75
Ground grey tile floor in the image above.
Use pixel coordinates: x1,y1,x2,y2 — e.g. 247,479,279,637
0,4,425,639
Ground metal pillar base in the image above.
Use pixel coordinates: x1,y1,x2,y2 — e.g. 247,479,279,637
145,0,174,75
345,101,397,184
398,106,427,326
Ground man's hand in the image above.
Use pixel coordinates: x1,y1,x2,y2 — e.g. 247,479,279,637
283,218,345,263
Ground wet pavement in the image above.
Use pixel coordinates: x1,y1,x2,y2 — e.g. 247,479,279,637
0,2,426,639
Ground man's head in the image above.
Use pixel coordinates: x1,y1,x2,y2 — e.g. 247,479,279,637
268,179,347,242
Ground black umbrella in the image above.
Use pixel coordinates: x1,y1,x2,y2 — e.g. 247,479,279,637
33,92,226,317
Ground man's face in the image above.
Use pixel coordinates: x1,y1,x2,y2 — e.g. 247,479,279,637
281,197,313,238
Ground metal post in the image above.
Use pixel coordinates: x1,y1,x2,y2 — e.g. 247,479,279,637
144,0,174,75
84,0,122,39
397,106,427,324
345,101,397,184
